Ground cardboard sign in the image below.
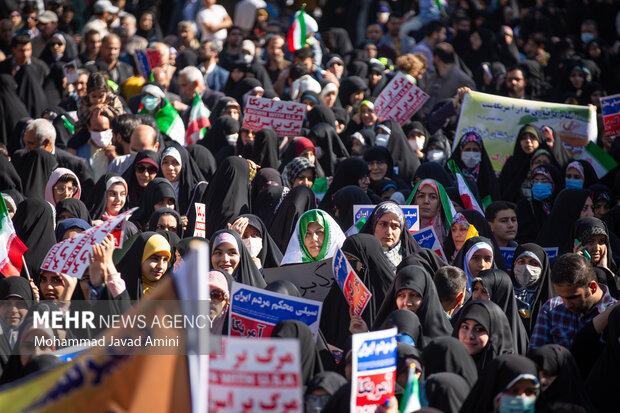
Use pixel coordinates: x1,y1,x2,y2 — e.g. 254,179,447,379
242,96,306,136
350,328,397,412
500,246,559,269
411,226,447,263
62,60,78,84
209,336,303,412
353,205,419,232
454,91,597,171
228,282,322,339
194,203,206,238
262,259,334,302
601,94,620,137
374,72,429,125
332,249,372,316
40,208,137,279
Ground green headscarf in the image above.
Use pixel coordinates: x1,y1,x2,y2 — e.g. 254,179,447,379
298,210,331,262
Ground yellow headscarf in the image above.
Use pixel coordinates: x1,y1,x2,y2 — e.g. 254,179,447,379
141,234,171,296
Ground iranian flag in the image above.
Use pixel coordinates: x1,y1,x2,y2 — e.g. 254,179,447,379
140,98,186,146
581,141,618,178
0,196,27,277
448,160,484,214
287,8,307,52
185,93,210,145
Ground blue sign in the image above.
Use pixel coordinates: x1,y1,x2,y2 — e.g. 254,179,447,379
411,227,436,250
501,246,559,269
353,205,419,232
229,283,322,338
333,249,349,291
355,334,397,373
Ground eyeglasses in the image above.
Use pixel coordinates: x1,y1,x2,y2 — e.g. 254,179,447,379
54,185,75,194
210,289,226,301
156,225,177,232
50,42,63,47
136,164,158,174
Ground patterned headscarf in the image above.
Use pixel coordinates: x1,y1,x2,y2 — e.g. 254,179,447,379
283,157,315,188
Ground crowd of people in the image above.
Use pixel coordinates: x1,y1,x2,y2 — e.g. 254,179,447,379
0,0,620,411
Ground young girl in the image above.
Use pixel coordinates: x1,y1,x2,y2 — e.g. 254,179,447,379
77,72,123,127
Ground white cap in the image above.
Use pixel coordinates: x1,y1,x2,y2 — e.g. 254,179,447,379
94,0,120,14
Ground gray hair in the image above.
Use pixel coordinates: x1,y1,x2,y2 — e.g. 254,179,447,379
26,119,56,146
178,20,197,34
122,13,136,26
179,66,205,87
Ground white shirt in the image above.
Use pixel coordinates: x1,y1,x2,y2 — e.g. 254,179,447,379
196,5,229,46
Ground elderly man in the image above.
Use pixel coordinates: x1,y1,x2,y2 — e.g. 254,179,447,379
178,65,224,116
12,118,94,193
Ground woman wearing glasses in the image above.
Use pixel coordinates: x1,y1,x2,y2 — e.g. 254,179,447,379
44,167,81,206
121,150,159,207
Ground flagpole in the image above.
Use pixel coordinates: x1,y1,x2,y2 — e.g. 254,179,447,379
22,256,30,280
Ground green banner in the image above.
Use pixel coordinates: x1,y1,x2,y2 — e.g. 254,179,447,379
454,91,598,171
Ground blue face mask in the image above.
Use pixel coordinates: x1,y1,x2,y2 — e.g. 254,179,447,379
531,182,552,201
141,95,159,112
497,395,537,413
565,178,583,189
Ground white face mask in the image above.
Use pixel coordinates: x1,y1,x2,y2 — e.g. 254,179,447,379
427,149,445,163
315,146,324,159
513,264,542,287
242,237,263,258
242,54,253,64
461,151,481,169
409,136,425,151
375,133,390,147
225,133,239,145
90,129,113,148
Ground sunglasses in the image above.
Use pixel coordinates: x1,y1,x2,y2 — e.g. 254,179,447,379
136,164,158,174
50,42,63,46
210,289,226,301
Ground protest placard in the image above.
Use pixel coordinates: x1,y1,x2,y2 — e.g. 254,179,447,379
332,249,372,316
193,203,206,237
262,259,334,302
455,91,597,171
133,49,150,78
350,328,397,413
40,208,137,278
62,60,78,84
411,226,447,263
374,72,429,125
242,96,306,136
500,247,559,270
228,282,322,339
601,93,620,137
209,336,303,412
353,205,419,232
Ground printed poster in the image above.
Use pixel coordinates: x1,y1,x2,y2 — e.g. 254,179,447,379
374,72,429,125
228,282,322,339
332,249,372,316
350,328,397,413
209,337,303,413
242,96,306,136
40,208,137,279
353,205,419,233
455,91,597,171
